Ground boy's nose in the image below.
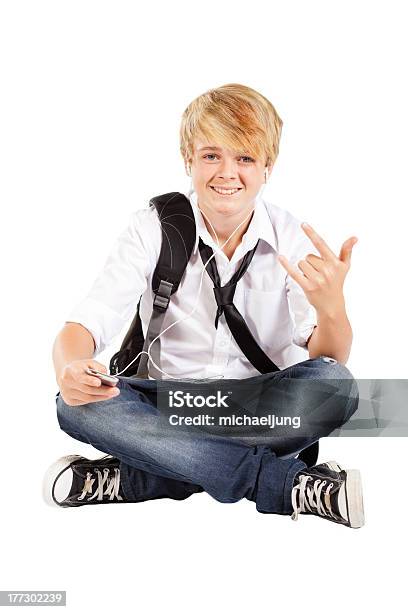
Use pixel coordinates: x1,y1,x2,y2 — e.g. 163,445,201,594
217,161,238,179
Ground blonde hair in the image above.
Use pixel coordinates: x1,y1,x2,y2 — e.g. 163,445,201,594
179,83,283,168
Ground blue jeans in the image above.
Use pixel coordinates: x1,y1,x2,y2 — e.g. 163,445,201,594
55,356,359,515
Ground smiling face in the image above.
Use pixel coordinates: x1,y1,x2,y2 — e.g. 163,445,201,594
189,138,272,220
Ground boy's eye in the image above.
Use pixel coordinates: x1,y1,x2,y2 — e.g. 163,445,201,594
203,154,255,162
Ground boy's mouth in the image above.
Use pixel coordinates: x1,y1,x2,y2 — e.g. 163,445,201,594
210,186,243,196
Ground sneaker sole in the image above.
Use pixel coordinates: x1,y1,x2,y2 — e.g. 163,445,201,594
42,454,83,508
345,469,365,528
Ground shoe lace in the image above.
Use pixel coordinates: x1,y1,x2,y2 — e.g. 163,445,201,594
77,467,123,502
291,475,337,521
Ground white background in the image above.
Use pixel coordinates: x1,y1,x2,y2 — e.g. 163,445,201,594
1,1,407,610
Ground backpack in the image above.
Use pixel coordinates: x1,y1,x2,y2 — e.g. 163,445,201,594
109,191,319,467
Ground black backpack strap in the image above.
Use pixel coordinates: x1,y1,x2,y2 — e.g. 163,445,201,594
109,296,144,377
136,192,196,378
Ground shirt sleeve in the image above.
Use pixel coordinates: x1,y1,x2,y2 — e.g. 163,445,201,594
285,220,320,348
65,209,153,356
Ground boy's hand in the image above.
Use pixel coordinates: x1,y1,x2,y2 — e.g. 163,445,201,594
277,223,358,316
58,359,120,407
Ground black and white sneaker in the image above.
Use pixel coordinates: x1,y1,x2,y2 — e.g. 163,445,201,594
320,460,342,472
291,461,365,528
42,454,128,508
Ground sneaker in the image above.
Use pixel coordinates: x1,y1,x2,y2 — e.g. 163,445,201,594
291,461,365,528
320,460,342,472
42,453,128,508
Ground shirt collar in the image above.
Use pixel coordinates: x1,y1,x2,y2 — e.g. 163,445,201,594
184,188,278,255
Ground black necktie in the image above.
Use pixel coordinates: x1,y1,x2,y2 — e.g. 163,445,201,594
198,237,279,374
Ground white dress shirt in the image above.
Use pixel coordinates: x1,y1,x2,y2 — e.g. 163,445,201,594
66,188,319,379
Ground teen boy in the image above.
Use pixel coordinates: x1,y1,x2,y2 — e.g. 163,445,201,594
44,83,364,528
